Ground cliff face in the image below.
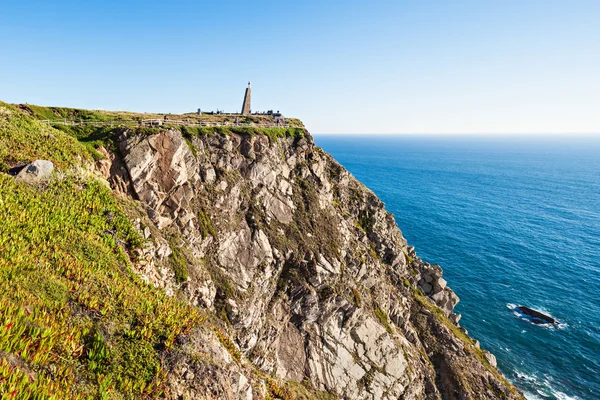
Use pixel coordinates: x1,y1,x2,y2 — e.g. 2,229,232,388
0,102,523,399
100,128,521,399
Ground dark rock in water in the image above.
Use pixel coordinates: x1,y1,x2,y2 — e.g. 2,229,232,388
516,306,557,324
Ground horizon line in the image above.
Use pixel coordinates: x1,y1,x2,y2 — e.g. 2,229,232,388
311,132,600,136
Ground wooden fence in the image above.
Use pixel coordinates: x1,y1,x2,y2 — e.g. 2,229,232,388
39,119,291,128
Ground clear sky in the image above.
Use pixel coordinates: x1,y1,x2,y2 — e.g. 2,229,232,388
1,0,599,134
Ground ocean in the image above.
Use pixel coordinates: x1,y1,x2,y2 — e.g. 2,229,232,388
314,134,600,400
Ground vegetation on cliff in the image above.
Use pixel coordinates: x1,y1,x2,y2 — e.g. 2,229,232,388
0,173,204,398
0,102,523,399
0,104,202,398
0,103,328,399
0,102,92,170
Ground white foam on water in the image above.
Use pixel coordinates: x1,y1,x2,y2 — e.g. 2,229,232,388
517,369,581,400
515,369,539,384
557,322,568,330
555,393,580,400
524,391,543,400
523,388,580,400
538,322,558,330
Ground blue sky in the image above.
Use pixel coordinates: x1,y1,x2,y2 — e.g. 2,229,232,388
1,0,599,134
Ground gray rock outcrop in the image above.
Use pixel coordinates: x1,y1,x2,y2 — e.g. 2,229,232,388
96,128,523,400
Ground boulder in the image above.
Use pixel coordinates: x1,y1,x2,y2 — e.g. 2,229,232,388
483,351,497,368
15,160,54,184
449,313,462,325
434,277,447,292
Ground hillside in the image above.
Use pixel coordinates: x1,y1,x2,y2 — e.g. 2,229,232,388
0,102,523,399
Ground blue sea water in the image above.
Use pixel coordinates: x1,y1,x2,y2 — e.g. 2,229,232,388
314,134,600,400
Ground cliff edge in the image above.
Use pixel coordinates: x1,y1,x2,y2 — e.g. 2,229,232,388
0,103,523,399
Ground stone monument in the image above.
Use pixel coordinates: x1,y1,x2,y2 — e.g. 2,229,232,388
241,81,251,115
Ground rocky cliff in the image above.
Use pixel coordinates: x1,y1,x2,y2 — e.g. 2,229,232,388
0,103,524,399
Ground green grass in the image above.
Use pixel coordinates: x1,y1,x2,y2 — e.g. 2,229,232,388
357,210,374,235
183,136,198,156
0,175,201,399
181,125,306,141
197,209,216,239
213,328,241,364
0,102,92,168
169,242,189,284
374,307,394,334
16,104,119,123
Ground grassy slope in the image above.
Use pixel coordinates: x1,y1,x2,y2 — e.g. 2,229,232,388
0,103,202,399
0,102,92,170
